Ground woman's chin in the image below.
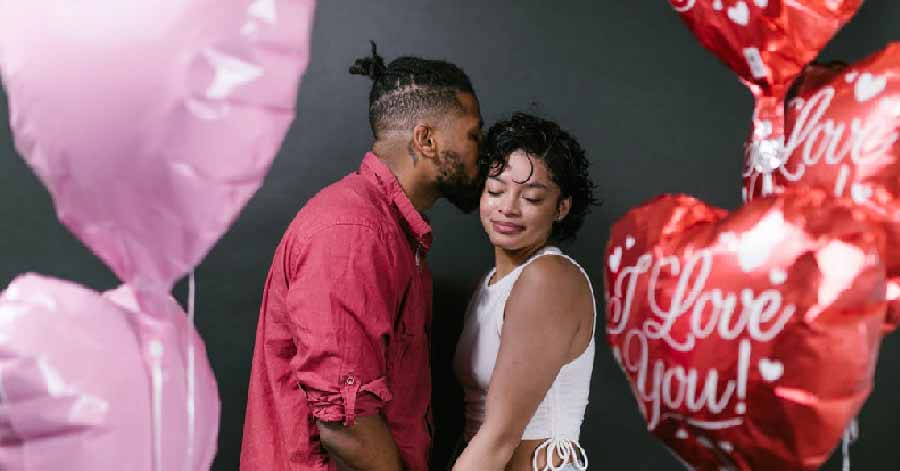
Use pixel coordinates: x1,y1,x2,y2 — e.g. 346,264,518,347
488,233,528,251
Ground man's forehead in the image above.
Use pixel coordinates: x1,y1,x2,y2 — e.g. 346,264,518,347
456,91,481,115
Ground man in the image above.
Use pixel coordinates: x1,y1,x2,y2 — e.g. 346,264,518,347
240,42,484,471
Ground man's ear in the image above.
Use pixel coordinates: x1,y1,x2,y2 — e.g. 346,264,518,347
411,123,438,161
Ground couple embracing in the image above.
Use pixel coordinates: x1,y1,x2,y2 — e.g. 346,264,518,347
241,44,599,471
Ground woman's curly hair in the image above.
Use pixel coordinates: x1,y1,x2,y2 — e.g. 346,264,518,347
482,113,600,242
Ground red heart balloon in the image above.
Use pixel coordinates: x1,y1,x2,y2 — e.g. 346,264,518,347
669,0,862,97
743,42,900,332
605,189,887,471
669,0,863,196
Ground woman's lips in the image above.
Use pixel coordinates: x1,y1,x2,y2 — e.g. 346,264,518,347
491,220,525,235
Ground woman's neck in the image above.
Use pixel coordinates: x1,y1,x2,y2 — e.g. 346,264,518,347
492,242,550,282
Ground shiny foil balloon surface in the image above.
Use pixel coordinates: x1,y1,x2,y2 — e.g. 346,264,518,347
669,0,862,97
0,275,220,471
605,190,887,470
667,0,863,198
743,43,900,331
0,0,316,312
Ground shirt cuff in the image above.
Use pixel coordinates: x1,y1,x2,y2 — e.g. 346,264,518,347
305,375,393,427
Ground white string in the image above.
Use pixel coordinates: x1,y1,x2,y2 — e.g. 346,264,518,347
531,438,588,471
185,271,197,471
762,174,774,195
149,339,165,471
842,417,859,471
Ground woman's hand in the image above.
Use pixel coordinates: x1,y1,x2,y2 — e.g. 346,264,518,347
450,431,516,471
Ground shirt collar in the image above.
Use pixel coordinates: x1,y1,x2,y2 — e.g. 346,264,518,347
360,152,433,252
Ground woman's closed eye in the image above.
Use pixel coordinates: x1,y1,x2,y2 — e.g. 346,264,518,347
485,182,505,197
523,193,546,204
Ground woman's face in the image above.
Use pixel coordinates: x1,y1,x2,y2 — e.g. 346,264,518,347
479,150,571,252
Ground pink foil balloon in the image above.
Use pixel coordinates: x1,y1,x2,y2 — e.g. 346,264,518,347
0,0,317,305
0,274,220,470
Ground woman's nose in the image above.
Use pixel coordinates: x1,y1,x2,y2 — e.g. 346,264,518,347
498,194,520,216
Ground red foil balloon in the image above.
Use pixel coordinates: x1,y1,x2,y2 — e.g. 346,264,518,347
605,190,887,471
668,0,863,195
743,42,900,331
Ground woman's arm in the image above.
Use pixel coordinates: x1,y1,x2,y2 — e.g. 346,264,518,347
452,256,592,471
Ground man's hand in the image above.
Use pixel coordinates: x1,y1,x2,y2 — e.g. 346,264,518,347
317,414,404,471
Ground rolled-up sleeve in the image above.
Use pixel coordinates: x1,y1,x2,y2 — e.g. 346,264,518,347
286,223,400,427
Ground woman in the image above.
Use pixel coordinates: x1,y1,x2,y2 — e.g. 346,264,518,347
452,113,599,471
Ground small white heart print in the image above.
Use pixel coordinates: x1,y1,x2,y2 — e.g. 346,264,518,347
854,73,887,102
769,268,787,285
728,1,750,26
759,358,784,382
625,236,636,249
851,183,873,203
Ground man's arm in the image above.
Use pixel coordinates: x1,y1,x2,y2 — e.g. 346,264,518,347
284,224,405,470
317,415,404,471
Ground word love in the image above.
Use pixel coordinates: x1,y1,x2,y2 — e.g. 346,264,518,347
779,84,899,191
607,249,796,350
607,249,796,430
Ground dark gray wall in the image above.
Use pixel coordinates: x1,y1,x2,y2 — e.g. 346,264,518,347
2,1,898,469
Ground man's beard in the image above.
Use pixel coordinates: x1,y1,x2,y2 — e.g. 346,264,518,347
435,150,483,213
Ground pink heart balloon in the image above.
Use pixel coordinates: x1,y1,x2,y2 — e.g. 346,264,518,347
0,0,316,300
0,274,220,471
